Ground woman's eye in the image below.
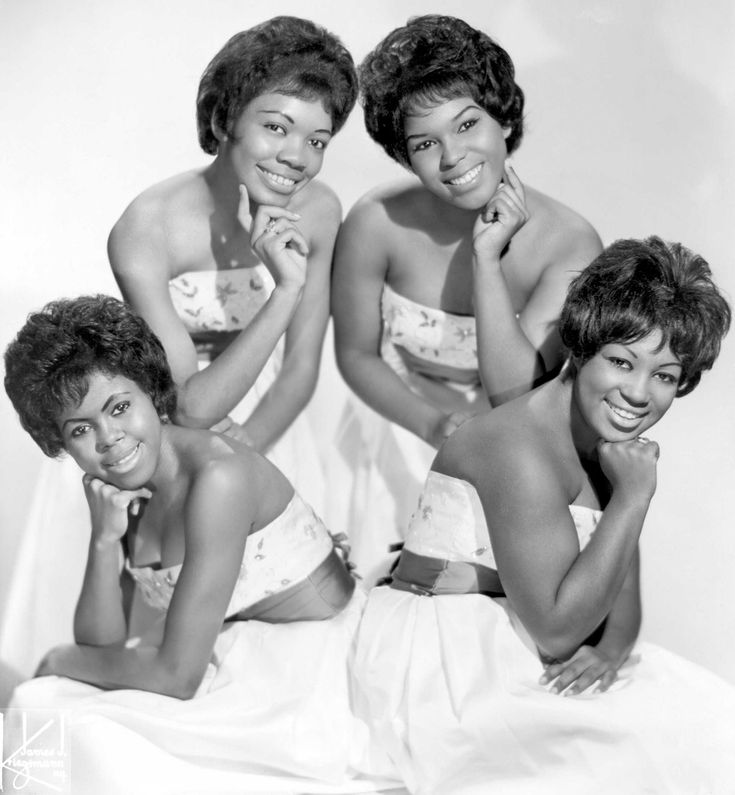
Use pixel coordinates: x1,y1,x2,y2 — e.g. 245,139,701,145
309,138,328,151
458,118,478,133
608,357,630,369
655,372,678,385
265,123,286,135
112,400,130,416
411,139,434,153
70,424,90,439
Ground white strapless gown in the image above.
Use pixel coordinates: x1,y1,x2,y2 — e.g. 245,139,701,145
328,285,490,585
352,471,735,795
11,493,401,794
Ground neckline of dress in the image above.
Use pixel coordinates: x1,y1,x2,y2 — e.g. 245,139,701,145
383,283,475,321
427,470,603,518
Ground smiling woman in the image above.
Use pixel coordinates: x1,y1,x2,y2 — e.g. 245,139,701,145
351,236,735,794
2,295,388,793
0,16,359,681
330,15,603,583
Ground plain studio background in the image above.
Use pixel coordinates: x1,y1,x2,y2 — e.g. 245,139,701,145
0,0,733,689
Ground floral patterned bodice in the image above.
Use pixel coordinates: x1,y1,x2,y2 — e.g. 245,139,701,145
127,492,334,616
404,471,601,569
381,284,479,380
168,266,274,355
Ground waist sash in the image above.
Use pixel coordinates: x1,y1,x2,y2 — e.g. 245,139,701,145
389,549,505,597
226,548,355,623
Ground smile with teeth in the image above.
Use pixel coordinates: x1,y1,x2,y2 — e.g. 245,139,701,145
605,400,645,422
446,164,483,186
106,443,141,469
257,166,297,187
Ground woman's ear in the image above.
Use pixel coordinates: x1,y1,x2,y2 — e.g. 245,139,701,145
502,126,512,140
211,113,228,145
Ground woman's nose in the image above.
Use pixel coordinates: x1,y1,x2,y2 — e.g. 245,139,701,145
276,142,306,171
619,374,649,406
440,137,465,170
96,421,124,451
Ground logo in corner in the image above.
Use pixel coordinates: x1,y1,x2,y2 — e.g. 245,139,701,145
1,709,70,793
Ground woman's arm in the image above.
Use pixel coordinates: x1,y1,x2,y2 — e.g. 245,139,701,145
459,431,656,662
473,168,602,405
332,197,464,448
73,476,153,646
109,187,305,429
540,548,641,694
39,458,259,698
237,188,340,453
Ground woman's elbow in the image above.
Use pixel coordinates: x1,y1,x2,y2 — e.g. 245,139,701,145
156,663,205,700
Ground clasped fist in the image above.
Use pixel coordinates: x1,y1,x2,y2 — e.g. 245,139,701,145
83,474,152,550
473,163,529,263
237,184,308,293
598,436,660,502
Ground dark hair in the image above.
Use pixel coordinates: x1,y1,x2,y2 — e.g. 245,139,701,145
359,15,524,168
197,16,357,154
560,236,731,396
4,295,177,457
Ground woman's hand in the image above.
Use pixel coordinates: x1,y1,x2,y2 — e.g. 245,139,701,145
598,436,659,503
540,645,624,695
472,163,529,264
83,475,152,551
238,184,308,293
426,411,472,449
211,415,257,449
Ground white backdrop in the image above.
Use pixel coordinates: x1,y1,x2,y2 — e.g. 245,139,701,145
1,0,733,685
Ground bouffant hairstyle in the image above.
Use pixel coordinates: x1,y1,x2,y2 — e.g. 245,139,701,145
4,295,177,457
359,15,525,168
197,16,357,154
560,236,731,396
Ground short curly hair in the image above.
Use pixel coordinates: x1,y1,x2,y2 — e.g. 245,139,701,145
560,236,731,396
359,15,525,168
196,16,357,154
4,295,177,458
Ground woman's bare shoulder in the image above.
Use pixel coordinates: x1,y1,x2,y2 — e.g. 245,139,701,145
109,169,209,265
436,391,575,499
524,186,602,264
184,431,291,530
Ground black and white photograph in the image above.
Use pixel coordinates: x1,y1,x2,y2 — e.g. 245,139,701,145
1,1,734,792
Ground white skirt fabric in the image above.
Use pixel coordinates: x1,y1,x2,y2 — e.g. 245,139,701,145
11,589,403,795
352,586,735,795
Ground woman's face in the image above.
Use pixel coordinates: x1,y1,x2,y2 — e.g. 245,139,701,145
404,95,510,211
58,372,162,490
573,330,682,443
219,92,333,207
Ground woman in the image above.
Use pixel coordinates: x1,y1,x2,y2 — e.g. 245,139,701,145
351,237,735,794
0,16,358,679
331,15,602,582
4,296,391,794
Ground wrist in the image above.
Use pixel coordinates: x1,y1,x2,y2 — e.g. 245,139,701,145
472,250,502,272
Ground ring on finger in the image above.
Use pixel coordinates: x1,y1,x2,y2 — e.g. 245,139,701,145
265,218,278,234
635,436,650,444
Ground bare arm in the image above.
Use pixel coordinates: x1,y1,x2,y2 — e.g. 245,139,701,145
332,198,461,448
540,548,641,695
473,168,602,405
109,187,305,429
448,431,656,662
238,191,339,453
40,459,260,698
73,476,152,646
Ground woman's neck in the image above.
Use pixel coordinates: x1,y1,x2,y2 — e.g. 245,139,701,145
146,423,184,494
